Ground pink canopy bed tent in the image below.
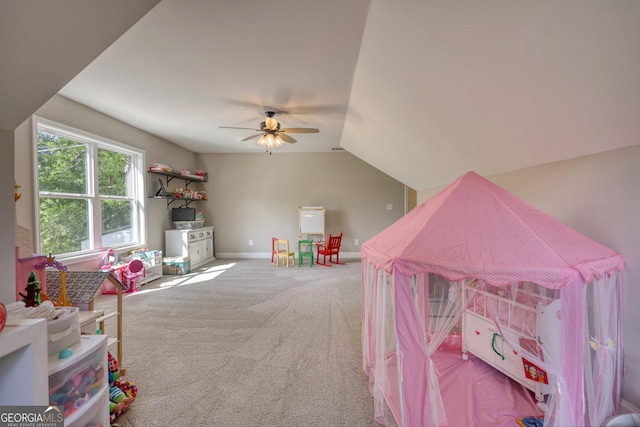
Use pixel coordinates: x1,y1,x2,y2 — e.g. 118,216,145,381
361,171,624,427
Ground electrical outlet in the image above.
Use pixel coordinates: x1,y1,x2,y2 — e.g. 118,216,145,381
386,203,394,211
355,238,360,246
249,240,254,246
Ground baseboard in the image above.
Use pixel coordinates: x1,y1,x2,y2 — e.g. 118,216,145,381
216,252,362,260
619,398,640,414
217,252,271,259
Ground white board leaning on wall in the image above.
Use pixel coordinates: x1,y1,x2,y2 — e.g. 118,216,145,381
298,207,325,239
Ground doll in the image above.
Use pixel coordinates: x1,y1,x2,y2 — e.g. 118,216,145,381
108,352,137,422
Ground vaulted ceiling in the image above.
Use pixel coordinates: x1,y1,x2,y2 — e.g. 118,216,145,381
3,0,639,190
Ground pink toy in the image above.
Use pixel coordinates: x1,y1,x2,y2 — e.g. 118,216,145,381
121,259,145,292
100,249,117,271
101,250,145,294
71,374,83,387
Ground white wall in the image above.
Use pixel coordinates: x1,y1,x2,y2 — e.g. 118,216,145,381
418,144,640,410
13,95,198,270
0,128,16,303
198,152,406,258
12,96,406,270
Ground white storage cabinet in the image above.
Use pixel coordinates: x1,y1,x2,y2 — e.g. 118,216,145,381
165,226,215,269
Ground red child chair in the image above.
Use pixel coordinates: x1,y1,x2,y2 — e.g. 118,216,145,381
271,237,278,262
316,233,344,266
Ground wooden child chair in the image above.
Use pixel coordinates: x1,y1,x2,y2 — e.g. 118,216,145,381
275,239,295,267
298,240,314,267
316,233,344,266
271,237,278,263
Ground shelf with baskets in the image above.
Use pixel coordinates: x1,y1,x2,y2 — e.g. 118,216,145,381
148,169,208,207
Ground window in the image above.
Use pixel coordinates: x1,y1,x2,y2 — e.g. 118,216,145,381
35,118,145,258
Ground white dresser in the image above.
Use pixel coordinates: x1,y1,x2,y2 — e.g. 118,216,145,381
165,226,215,269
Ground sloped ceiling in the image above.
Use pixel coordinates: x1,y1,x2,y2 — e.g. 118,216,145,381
3,0,640,191
343,0,640,189
0,0,161,130
57,0,371,155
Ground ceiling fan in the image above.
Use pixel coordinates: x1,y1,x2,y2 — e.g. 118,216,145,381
220,111,319,150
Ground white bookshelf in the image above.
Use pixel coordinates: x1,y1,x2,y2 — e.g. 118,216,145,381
0,318,48,405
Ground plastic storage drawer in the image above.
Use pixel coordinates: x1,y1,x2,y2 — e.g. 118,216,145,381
67,385,109,427
48,335,108,423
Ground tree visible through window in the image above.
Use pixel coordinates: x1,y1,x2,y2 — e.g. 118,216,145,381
36,119,144,257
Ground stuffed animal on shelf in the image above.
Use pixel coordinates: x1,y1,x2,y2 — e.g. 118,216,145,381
108,352,137,423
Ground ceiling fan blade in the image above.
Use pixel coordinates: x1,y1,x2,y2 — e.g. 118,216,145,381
220,126,262,131
281,128,319,133
279,133,297,143
241,133,263,141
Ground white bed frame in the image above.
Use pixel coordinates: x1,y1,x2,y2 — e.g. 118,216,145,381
461,282,562,408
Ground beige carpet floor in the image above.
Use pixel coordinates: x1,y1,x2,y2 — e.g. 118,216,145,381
94,258,379,427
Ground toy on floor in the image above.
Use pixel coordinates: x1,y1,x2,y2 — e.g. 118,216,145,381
517,416,545,427
108,352,137,422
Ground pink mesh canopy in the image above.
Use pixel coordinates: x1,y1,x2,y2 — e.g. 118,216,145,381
361,171,625,427
362,171,623,288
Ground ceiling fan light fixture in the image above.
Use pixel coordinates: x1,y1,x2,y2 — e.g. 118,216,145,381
257,133,284,149
220,110,317,151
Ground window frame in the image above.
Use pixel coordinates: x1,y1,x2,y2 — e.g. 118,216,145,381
33,116,147,262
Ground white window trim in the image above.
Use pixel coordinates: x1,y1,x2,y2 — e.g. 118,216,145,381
33,116,147,263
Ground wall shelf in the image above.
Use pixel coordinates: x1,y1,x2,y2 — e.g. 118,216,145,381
150,194,201,207
149,169,208,185
148,170,207,208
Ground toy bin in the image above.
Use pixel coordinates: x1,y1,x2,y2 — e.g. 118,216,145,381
48,335,107,422
67,385,109,427
47,307,81,356
173,220,204,229
162,256,191,275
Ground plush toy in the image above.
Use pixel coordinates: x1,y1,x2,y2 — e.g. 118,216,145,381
109,386,131,416
108,352,137,423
